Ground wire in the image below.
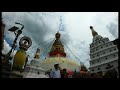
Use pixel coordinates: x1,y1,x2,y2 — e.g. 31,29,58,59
61,39,82,64
29,37,54,50
27,37,54,58
40,38,55,58
24,36,55,61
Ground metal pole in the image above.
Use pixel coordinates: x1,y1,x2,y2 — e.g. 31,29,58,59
5,23,24,65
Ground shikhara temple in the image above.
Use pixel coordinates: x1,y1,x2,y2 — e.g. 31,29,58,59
89,26,119,77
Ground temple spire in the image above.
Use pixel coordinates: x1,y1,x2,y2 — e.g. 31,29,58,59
90,26,98,37
34,48,40,59
55,31,60,39
49,32,66,57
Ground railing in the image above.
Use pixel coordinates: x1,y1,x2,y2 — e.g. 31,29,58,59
90,50,118,61
90,58,118,68
90,44,117,55
90,38,109,49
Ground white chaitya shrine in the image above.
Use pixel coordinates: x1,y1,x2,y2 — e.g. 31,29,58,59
23,48,49,78
40,57,80,72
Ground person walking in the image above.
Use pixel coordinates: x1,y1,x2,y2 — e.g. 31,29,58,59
50,64,61,78
61,68,68,78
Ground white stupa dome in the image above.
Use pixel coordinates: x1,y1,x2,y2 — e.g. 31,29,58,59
40,57,80,72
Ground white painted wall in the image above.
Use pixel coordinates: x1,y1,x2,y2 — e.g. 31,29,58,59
89,35,118,75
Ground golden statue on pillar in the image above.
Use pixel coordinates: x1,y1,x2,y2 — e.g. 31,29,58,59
34,48,40,59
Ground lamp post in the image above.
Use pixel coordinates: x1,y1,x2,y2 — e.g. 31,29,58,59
5,22,24,68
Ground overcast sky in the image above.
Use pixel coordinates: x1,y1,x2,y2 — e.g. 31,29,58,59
2,12,118,68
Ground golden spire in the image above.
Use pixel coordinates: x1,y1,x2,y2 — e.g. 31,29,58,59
34,48,40,59
90,26,98,37
49,32,66,57
55,31,60,39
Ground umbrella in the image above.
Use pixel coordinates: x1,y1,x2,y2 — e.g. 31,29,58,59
68,70,73,75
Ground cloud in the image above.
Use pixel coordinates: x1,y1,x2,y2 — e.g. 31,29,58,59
93,12,118,40
2,40,11,54
2,12,71,59
106,20,118,38
2,40,17,57
2,12,118,68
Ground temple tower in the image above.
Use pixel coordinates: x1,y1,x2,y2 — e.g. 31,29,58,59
49,31,66,57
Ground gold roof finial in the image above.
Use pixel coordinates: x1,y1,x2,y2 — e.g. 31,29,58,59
34,48,40,59
55,31,60,39
90,26,98,37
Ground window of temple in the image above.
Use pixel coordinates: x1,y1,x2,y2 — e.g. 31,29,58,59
90,45,92,48
90,51,92,53
38,72,39,75
110,49,112,52
113,55,116,57
98,68,100,70
105,38,109,42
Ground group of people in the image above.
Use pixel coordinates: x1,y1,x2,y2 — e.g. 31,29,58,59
45,64,118,78
48,64,80,78
48,63,91,78
48,64,68,78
